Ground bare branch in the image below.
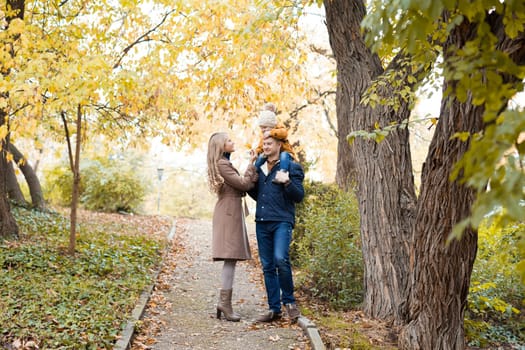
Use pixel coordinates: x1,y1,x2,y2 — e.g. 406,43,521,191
113,9,177,69
289,89,335,118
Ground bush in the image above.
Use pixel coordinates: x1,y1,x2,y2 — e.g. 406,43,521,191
43,157,149,213
43,166,77,207
465,219,525,347
293,181,363,309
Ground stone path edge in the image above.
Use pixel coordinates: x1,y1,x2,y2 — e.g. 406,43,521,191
113,218,177,350
113,218,326,350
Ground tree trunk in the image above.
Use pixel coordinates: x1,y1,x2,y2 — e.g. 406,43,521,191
0,0,25,239
9,143,45,210
70,106,82,255
398,88,482,350
323,0,364,190
62,106,82,255
397,12,525,349
6,160,27,205
0,133,19,239
324,0,417,322
324,1,525,348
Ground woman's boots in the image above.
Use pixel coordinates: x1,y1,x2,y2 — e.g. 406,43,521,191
216,289,241,322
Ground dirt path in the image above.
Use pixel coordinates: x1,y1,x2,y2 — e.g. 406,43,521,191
131,218,310,350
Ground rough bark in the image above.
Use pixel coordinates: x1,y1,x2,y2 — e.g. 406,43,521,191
6,160,27,205
324,0,525,348
398,12,525,350
0,132,19,239
323,0,364,190
9,143,45,210
0,0,25,239
324,0,417,322
399,88,482,349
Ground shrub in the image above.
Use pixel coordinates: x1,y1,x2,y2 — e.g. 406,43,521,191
43,165,76,207
293,181,363,309
465,219,525,347
43,157,149,213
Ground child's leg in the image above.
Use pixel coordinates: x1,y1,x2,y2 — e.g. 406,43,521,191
272,152,291,184
254,154,267,168
278,152,291,172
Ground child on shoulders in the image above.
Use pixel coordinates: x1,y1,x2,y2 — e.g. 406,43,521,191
254,103,297,184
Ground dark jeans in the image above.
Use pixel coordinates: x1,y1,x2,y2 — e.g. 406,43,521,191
255,221,295,313
254,152,291,172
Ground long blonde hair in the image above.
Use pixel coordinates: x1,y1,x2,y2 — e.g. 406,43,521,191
207,132,229,194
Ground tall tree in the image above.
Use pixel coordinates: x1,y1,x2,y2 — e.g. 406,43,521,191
324,0,417,322
1,0,322,247
0,0,25,239
324,0,525,349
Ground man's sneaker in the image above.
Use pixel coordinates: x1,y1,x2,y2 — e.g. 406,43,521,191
256,311,282,323
285,303,300,322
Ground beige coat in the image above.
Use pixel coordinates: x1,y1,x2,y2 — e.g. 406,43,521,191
212,158,256,261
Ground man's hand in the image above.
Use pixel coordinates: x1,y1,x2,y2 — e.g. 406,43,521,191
273,170,290,185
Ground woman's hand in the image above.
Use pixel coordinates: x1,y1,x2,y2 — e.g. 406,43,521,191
249,149,258,163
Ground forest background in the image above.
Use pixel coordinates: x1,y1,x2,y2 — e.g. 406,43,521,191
1,0,524,349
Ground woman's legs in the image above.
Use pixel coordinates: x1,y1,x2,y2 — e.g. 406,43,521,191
217,259,240,321
221,259,237,290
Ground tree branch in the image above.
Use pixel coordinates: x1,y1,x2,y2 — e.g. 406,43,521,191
113,9,177,69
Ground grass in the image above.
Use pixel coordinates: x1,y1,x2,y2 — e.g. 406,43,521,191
0,206,170,349
297,301,399,350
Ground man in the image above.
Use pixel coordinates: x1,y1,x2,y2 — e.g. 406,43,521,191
248,134,305,322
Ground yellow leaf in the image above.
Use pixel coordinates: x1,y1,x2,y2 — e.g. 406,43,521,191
0,125,8,141
7,18,25,35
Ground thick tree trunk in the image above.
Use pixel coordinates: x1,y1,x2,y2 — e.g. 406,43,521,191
398,12,525,349
324,1,525,348
9,143,45,210
399,90,482,350
324,0,417,322
323,0,363,190
0,0,24,239
0,112,19,239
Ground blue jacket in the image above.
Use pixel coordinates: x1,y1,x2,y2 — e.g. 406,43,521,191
247,160,305,227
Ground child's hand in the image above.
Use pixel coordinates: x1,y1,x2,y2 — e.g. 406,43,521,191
263,130,271,139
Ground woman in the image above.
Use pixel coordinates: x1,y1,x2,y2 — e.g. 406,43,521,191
206,132,258,322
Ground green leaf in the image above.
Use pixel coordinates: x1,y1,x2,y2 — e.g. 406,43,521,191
451,132,471,142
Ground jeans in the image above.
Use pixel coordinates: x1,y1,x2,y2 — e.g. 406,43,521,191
279,151,291,172
255,221,295,312
255,151,291,172
254,154,267,168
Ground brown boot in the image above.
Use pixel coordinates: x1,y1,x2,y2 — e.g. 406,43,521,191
256,311,282,322
216,289,241,322
285,303,300,322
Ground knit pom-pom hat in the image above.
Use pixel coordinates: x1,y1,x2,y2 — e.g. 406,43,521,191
258,103,277,127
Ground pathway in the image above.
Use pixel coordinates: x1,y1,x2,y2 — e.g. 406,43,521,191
131,218,311,350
